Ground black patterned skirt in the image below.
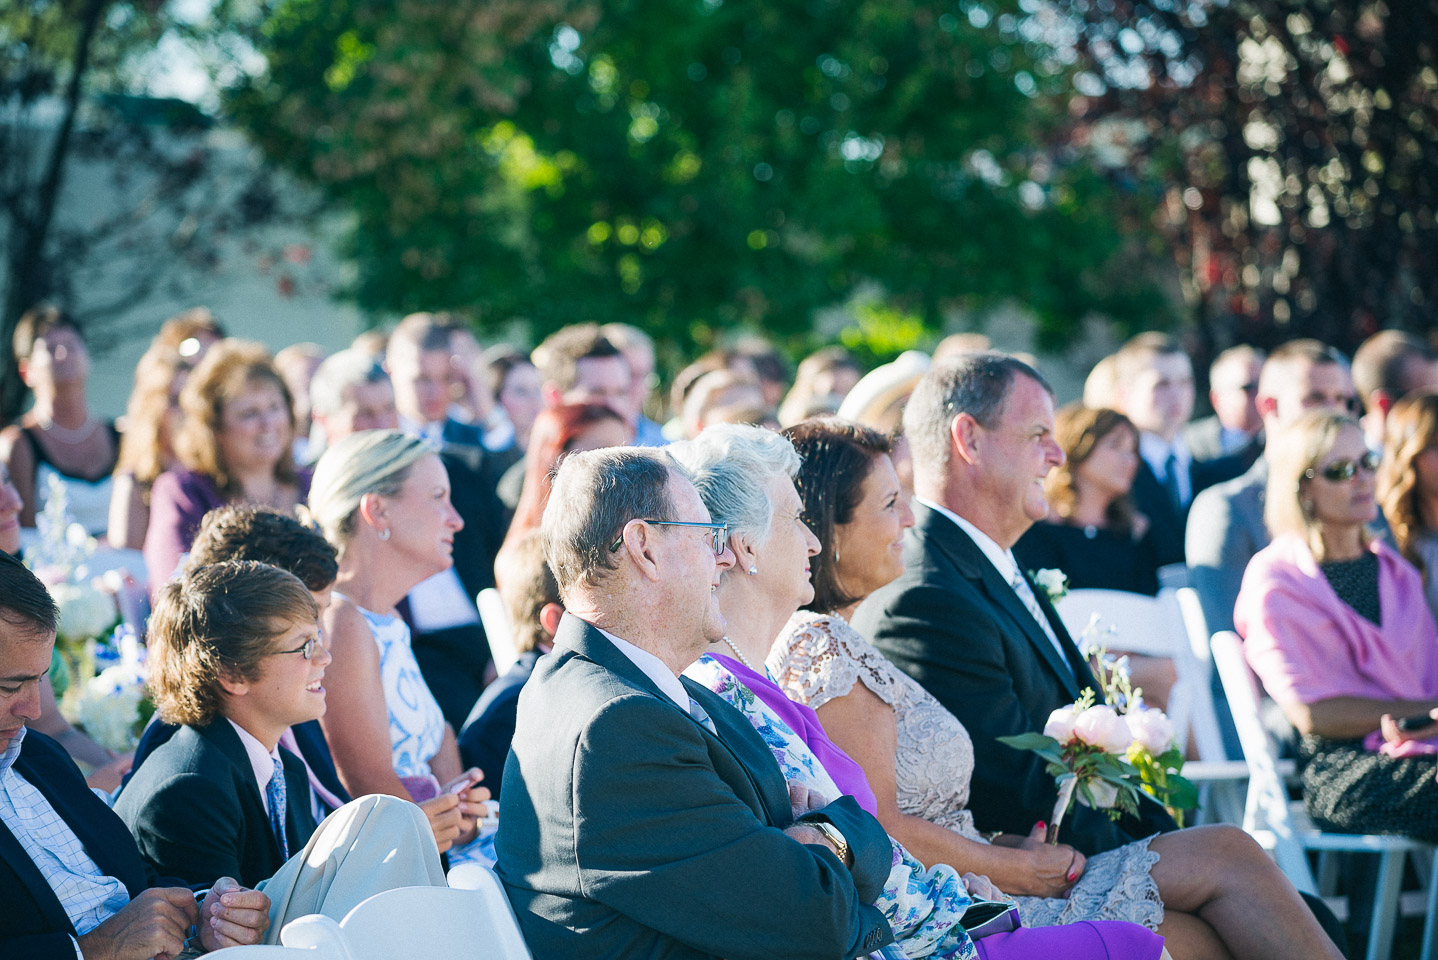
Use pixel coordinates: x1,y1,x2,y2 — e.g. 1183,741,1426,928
1299,736,1438,843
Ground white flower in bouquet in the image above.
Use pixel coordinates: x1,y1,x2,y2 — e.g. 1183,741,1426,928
51,581,119,644
74,668,147,753
1126,707,1177,755
1077,777,1120,810
1043,704,1082,743
1031,568,1069,604
1072,704,1133,754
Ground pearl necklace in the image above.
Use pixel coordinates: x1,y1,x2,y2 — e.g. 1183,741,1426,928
722,636,757,672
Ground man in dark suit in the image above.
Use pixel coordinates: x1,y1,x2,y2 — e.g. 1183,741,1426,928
854,352,1176,855
0,551,270,960
1184,344,1265,471
497,448,894,960
1111,333,1247,567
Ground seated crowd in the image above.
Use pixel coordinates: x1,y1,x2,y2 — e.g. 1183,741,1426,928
5,299,1438,958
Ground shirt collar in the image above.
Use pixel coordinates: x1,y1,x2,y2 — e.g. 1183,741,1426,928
915,496,1020,584
597,627,689,710
227,718,282,800
1139,431,1191,473
0,725,24,773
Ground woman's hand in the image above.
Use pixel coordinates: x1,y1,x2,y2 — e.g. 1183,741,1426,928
419,794,464,853
960,872,1004,903
443,768,492,845
1004,821,1085,898
1380,709,1438,744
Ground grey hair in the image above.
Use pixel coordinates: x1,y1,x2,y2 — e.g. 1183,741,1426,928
309,348,390,418
904,351,1052,478
668,423,800,550
307,430,437,551
542,447,677,599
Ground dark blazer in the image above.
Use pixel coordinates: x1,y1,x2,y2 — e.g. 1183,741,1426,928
1,731,167,960
114,719,317,889
852,503,1177,856
458,649,540,800
1184,415,1263,471
495,615,895,960
127,718,350,815
1131,452,1247,567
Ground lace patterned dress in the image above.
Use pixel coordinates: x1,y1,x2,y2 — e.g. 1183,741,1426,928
769,610,1165,930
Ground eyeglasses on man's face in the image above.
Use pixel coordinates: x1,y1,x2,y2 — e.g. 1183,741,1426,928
268,634,320,660
609,520,729,556
1305,450,1380,483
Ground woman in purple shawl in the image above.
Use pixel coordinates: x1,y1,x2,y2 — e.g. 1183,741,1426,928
671,424,1166,960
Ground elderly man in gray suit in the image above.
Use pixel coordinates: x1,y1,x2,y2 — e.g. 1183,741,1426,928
1186,340,1357,636
496,447,895,960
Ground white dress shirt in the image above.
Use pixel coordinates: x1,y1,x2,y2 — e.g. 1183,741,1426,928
599,627,690,710
1138,432,1193,507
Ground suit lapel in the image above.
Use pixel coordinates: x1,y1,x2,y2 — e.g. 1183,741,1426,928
280,748,317,849
556,615,790,826
196,721,284,862
917,505,1084,699
0,812,75,936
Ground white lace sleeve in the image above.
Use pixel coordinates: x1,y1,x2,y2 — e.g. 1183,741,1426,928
767,611,902,711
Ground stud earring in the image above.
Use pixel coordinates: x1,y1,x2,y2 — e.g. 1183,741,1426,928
378,528,391,541
747,566,758,576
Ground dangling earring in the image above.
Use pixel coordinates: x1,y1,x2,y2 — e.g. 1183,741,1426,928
833,546,841,565
747,566,758,576
378,528,391,541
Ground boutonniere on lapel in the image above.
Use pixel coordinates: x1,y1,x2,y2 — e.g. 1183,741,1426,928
999,614,1196,842
1028,568,1069,605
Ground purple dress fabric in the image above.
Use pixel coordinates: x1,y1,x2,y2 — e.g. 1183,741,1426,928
712,655,1164,960
143,468,312,595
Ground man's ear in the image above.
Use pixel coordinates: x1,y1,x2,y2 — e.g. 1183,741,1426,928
619,520,664,582
1370,389,1393,421
949,412,983,467
538,602,564,639
216,668,249,699
541,382,563,409
1255,392,1279,421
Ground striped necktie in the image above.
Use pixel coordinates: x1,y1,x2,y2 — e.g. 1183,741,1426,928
267,756,290,861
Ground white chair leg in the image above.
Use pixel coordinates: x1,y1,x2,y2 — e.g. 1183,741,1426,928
1421,851,1438,960
1365,850,1405,960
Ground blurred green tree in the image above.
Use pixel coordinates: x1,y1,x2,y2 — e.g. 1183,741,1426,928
228,0,1169,359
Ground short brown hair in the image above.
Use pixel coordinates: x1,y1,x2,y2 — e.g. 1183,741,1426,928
174,340,297,496
1113,332,1188,383
783,417,892,614
498,531,561,654
12,303,82,364
189,506,338,592
148,560,317,726
533,324,624,392
1044,404,1139,536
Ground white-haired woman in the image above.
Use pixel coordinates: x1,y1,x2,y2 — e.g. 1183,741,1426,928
670,425,1167,960
308,430,489,853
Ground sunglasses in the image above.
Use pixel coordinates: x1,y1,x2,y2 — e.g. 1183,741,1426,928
609,520,729,555
1304,450,1380,483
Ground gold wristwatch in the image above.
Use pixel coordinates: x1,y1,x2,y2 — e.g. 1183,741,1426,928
810,819,852,868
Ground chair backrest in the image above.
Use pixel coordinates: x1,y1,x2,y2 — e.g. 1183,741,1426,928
1209,630,1318,893
339,881,532,960
1054,588,1196,751
1173,586,1229,762
478,587,518,676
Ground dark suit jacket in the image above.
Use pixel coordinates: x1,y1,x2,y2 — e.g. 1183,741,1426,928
126,718,350,815
495,615,895,960
114,719,317,889
852,503,1177,856
1,731,168,960
1131,452,1248,567
458,649,540,800
1184,415,1263,471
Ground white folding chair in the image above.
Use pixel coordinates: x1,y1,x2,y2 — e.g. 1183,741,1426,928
337,880,532,960
1211,630,1436,960
218,914,353,957
478,587,518,677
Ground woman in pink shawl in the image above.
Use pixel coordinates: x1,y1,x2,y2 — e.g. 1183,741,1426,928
1236,411,1438,841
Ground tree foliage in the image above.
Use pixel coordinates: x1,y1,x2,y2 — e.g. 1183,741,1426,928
229,0,1168,357
1067,0,1438,358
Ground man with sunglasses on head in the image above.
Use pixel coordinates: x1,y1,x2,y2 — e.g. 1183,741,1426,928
497,446,895,960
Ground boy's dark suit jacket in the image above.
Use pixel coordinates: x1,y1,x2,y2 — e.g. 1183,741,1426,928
496,614,895,960
0,730,176,960
114,719,317,889
853,502,1177,856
